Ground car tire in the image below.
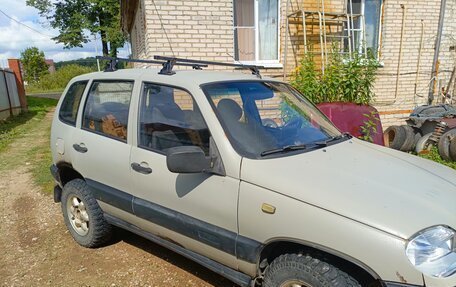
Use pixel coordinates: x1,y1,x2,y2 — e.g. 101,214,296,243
384,125,407,150
415,132,434,154
449,136,456,161
438,129,456,161
61,179,112,248
400,125,416,152
263,254,361,287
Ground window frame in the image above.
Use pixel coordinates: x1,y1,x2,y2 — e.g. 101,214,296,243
58,80,89,127
349,0,383,58
233,0,281,67
136,81,212,156
80,79,135,143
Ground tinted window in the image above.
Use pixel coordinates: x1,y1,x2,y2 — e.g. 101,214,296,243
59,81,88,126
139,83,210,155
82,81,133,141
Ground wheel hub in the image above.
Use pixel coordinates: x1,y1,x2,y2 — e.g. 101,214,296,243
67,196,89,236
280,280,313,287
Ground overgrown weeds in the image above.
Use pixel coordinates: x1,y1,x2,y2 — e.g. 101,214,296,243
291,51,379,105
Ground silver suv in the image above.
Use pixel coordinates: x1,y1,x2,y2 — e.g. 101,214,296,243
50,57,456,287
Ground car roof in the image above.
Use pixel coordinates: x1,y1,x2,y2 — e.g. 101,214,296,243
71,68,281,87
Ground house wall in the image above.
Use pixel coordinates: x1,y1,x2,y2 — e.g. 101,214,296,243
127,0,455,129
131,0,234,69
373,0,449,128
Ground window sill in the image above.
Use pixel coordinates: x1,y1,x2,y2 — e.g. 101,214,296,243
235,62,283,69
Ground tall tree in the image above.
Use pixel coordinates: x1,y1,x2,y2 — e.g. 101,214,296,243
26,0,125,56
20,47,49,83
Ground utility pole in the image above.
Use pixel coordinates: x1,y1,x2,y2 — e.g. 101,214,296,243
428,0,447,105
94,34,101,72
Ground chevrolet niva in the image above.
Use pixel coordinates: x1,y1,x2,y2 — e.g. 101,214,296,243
50,58,456,287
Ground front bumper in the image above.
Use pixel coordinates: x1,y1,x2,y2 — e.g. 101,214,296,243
383,281,422,287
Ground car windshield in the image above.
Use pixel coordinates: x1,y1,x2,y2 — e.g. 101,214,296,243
203,81,342,158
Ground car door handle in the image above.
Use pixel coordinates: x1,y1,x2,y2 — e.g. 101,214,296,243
73,143,88,153
131,162,152,174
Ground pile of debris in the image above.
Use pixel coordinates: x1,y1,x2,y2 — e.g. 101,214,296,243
384,104,456,161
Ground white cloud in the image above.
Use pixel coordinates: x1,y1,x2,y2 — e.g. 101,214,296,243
0,1,129,67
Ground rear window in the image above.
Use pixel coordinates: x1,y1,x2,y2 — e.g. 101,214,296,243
59,81,88,126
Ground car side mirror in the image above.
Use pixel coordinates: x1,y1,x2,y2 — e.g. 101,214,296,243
166,146,212,173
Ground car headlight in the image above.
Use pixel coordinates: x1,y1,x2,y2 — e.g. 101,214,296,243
406,225,456,277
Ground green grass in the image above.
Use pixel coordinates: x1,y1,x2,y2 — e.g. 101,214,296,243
26,88,64,95
418,147,456,170
0,96,57,152
0,96,58,193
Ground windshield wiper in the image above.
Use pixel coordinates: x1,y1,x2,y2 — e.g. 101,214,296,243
313,133,351,147
260,144,308,157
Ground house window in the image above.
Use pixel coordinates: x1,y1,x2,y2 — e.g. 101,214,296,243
348,0,383,57
233,0,279,64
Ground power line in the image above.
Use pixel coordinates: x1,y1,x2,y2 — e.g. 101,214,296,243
0,8,56,38
151,0,175,57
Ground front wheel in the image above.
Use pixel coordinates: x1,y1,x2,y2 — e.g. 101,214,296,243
263,254,361,287
61,179,112,248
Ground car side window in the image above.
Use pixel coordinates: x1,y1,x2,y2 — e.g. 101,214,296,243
139,83,210,155
82,81,133,141
59,81,88,126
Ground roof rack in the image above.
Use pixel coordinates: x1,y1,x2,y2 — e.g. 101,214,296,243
95,56,208,73
96,55,264,78
154,55,264,78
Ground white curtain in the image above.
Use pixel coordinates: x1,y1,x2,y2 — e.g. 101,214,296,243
258,0,278,61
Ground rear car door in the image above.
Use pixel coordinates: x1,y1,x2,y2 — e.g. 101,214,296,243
71,80,135,203
129,82,240,269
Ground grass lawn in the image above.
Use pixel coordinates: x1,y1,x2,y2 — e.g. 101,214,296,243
418,147,456,170
0,96,58,193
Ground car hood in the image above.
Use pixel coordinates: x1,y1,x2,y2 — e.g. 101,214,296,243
240,139,456,239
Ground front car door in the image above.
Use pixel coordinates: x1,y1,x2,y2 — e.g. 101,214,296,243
71,80,135,206
129,82,240,269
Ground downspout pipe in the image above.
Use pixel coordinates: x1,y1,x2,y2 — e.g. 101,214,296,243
428,0,447,105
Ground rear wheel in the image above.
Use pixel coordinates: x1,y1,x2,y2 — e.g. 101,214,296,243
61,179,112,247
449,135,456,161
263,254,361,287
438,129,456,161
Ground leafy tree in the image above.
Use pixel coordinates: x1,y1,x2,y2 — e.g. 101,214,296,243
26,0,125,56
20,47,49,83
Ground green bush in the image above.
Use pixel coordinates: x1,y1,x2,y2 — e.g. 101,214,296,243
27,64,95,93
291,51,379,105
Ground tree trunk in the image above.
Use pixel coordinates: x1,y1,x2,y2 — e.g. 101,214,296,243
110,45,118,57
100,32,109,56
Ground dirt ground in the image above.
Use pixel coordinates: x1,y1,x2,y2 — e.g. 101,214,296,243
0,111,234,287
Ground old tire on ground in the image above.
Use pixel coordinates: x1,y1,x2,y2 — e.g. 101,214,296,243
61,179,112,248
263,254,361,287
438,129,456,161
450,136,456,161
400,125,416,152
384,125,407,150
415,133,434,154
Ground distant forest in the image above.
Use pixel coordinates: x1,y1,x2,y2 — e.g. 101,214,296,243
55,57,129,70
55,57,98,69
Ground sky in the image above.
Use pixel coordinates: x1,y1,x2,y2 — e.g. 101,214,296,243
0,0,130,68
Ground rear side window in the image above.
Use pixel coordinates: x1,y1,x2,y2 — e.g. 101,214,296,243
59,81,88,126
82,81,134,141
